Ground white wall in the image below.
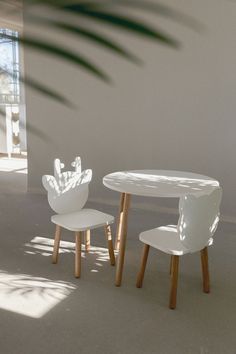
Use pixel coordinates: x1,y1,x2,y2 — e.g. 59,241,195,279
0,1,22,32
23,0,236,219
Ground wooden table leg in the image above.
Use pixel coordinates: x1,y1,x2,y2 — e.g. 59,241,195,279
115,193,131,287
115,193,125,250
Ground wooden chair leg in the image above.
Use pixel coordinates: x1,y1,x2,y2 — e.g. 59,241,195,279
170,255,174,275
85,230,91,252
136,244,150,288
75,231,82,278
201,247,210,293
169,255,179,309
52,225,61,264
104,224,115,266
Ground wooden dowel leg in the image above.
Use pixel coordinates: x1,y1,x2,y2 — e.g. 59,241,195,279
201,247,210,293
52,225,61,264
136,244,150,288
169,255,179,309
85,230,91,253
115,193,131,287
170,255,174,275
75,232,82,278
115,193,125,251
104,224,115,266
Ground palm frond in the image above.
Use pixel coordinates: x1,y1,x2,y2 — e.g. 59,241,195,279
23,1,180,47
21,76,75,108
23,0,200,31
29,17,142,64
3,33,111,82
58,5,180,48
107,1,204,32
0,65,74,107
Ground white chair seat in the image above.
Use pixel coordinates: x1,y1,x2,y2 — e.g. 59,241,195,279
139,225,190,256
51,209,114,232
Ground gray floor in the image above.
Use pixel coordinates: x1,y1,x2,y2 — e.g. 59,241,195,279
0,171,236,354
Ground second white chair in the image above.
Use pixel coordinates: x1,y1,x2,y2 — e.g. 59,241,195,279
136,187,222,309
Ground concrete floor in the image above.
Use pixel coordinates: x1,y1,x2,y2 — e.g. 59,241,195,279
0,166,236,354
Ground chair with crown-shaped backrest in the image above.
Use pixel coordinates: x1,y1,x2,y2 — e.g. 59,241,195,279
136,187,222,309
42,157,115,278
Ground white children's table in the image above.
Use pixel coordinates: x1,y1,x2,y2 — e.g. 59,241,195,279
103,170,220,286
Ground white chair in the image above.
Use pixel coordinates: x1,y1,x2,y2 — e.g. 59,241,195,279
136,187,222,309
42,157,115,278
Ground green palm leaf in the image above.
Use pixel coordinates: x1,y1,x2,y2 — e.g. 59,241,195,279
3,33,111,82
24,0,201,32
0,65,74,107
105,1,204,32
24,1,180,47
29,17,142,64
57,5,180,48
21,75,75,108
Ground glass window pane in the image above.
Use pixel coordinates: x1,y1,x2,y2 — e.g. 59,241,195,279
0,29,20,104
